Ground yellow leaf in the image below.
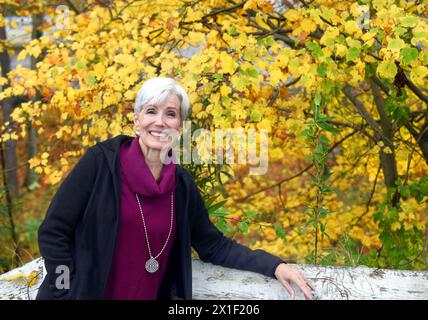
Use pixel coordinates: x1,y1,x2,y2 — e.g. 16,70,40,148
284,9,300,22
403,222,413,231
269,69,283,86
320,27,340,49
344,20,362,36
192,103,203,114
220,52,237,74
410,66,428,86
28,45,41,58
124,90,135,100
382,146,393,154
0,273,27,282
243,0,258,11
391,221,401,231
93,63,106,79
334,44,347,57
220,83,232,96
17,49,27,61
377,61,397,80
26,271,39,287
387,37,406,55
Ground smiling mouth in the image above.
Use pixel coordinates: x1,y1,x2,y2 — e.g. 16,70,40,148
149,131,168,138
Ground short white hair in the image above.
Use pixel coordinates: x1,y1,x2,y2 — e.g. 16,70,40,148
134,77,191,123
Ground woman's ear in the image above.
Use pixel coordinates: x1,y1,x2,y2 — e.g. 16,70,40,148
134,116,140,135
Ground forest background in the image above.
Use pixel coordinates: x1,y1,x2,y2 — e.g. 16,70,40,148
0,0,427,275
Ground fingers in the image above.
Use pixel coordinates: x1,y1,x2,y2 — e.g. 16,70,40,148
279,278,295,300
306,280,317,292
301,275,317,291
277,265,317,300
279,274,312,300
295,278,314,300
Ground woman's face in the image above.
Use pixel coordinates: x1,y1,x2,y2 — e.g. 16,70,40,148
134,94,182,151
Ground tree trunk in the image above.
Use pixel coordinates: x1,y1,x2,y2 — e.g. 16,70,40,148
0,20,19,199
0,6,20,267
370,79,400,206
24,13,43,189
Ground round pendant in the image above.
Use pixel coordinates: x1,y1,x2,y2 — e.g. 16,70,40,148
145,257,159,273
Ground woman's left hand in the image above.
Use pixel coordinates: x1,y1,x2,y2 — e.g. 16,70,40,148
274,263,317,300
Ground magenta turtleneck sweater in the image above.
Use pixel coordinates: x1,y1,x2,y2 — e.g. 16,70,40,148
104,136,177,300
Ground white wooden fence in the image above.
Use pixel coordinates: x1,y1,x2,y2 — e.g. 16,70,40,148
0,257,427,300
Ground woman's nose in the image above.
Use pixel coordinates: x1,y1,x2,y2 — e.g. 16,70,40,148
154,114,165,126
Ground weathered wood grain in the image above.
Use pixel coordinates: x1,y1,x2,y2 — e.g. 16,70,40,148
0,257,427,300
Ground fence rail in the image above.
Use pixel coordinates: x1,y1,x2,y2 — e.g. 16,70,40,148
0,257,427,300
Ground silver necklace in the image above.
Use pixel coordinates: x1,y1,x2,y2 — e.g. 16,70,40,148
135,192,174,273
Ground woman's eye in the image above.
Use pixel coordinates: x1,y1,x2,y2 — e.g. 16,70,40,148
147,109,156,114
168,112,176,117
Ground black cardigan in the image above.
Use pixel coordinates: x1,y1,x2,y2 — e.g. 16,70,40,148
36,134,285,300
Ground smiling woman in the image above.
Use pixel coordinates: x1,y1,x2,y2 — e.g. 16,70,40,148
135,96,181,148
35,77,316,300
133,78,186,180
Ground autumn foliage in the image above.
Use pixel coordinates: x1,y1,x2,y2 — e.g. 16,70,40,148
0,0,427,272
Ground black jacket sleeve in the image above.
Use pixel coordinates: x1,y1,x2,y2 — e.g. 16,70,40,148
37,147,97,299
189,177,286,279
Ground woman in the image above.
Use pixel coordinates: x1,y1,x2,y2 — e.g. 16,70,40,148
36,77,316,300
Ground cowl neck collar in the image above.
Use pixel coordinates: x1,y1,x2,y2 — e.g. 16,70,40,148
120,136,176,197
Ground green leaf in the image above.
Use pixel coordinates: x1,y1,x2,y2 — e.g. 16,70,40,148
245,210,257,218
209,209,228,217
76,60,86,69
313,93,322,106
400,47,418,65
399,185,410,199
239,221,249,233
208,200,227,214
265,36,274,46
394,26,406,37
216,217,227,233
246,68,259,78
274,221,285,238
250,110,262,122
392,106,409,123
213,73,223,82
87,73,97,86
308,171,317,183
306,41,323,59
301,128,312,137
318,207,329,218
28,181,40,191
317,122,340,135
377,61,397,79
346,47,360,61
317,63,327,77
401,16,418,28
229,26,237,36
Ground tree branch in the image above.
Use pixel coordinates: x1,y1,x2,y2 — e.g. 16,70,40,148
234,129,360,202
326,120,376,142
342,85,394,148
404,75,428,106
65,0,81,14
350,163,381,229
